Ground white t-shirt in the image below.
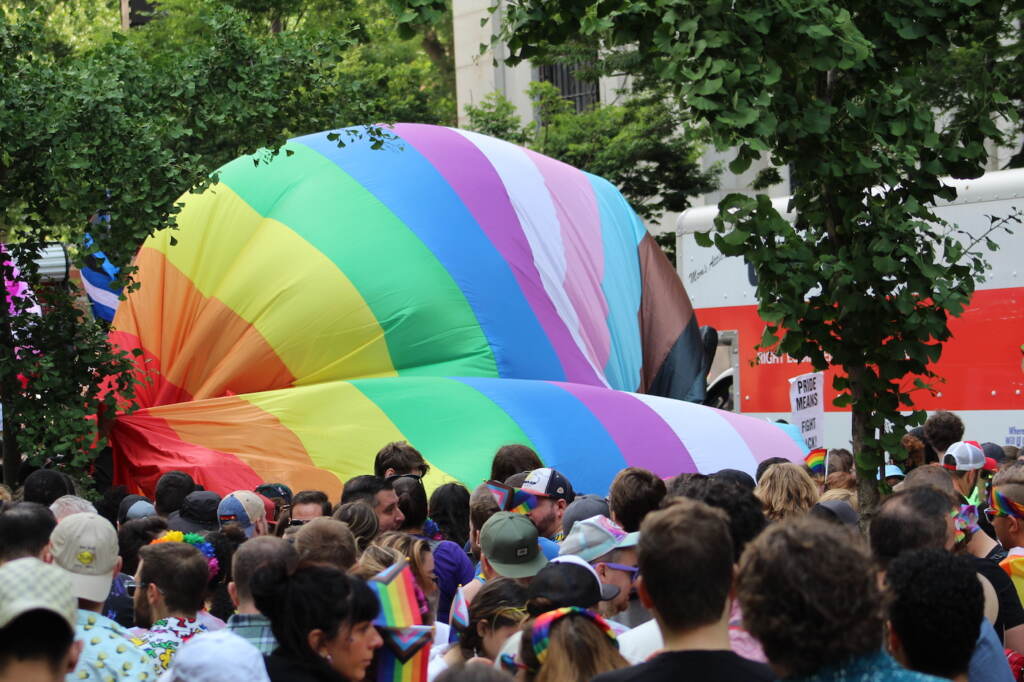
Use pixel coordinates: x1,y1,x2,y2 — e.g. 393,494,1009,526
617,618,661,664
427,644,452,682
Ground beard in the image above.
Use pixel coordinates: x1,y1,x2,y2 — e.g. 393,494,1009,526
134,590,154,629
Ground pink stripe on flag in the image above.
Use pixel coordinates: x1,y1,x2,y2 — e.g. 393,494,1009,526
715,409,805,464
524,150,611,371
551,381,696,478
393,124,602,386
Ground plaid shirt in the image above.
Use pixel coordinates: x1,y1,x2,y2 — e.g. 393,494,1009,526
226,613,277,655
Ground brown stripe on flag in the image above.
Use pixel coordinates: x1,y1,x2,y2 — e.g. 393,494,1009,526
637,233,696,394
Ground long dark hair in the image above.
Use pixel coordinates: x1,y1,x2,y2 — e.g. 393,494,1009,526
428,482,470,549
251,561,379,667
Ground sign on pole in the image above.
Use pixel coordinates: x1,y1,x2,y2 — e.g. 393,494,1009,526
789,371,825,450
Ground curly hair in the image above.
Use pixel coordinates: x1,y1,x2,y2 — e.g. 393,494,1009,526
674,478,766,562
755,462,819,522
737,517,883,677
886,549,982,678
923,411,964,454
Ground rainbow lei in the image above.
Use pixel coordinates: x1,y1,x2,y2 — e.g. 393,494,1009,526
531,607,616,666
150,531,220,579
989,488,1024,519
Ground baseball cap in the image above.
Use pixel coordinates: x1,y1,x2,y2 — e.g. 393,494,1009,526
559,515,639,564
168,491,222,533
521,468,575,503
161,630,270,682
255,493,277,524
879,465,905,481
218,491,266,537
943,441,985,472
50,512,119,602
561,495,610,535
118,494,157,525
0,557,77,631
810,500,859,528
480,511,549,579
982,442,1006,464
255,482,293,506
528,554,619,607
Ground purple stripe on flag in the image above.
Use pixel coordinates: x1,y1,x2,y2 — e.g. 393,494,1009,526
524,149,611,371
714,409,804,464
551,381,696,478
393,124,602,386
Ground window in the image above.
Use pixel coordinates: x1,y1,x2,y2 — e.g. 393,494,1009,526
537,63,599,113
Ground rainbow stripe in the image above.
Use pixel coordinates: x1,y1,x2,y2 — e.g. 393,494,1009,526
804,448,826,475
531,607,616,665
989,487,1024,519
369,561,421,628
108,124,806,497
374,625,432,682
486,481,540,515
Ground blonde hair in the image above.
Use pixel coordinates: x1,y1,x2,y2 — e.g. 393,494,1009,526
520,614,627,682
350,544,403,580
819,487,859,512
756,462,819,522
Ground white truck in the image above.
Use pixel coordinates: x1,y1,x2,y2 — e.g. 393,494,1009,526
677,168,1024,449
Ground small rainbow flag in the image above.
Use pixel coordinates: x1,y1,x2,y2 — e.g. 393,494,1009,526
450,586,470,631
804,448,826,475
486,480,539,514
369,560,422,628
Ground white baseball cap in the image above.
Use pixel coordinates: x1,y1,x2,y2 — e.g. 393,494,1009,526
943,441,985,472
49,512,120,602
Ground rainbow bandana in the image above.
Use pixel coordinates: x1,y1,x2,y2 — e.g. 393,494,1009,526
486,480,539,515
368,561,432,682
531,607,617,667
804,448,826,475
988,487,1024,520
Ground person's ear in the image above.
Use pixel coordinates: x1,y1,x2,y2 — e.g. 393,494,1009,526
307,628,327,656
594,563,608,581
147,582,161,606
113,556,123,577
66,640,84,673
385,468,397,479
40,545,53,563
636,575,654,609
228,581,240,608
476,619,490,639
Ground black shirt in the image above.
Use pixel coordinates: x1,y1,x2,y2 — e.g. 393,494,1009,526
592,650,776,682
971,555,1024,637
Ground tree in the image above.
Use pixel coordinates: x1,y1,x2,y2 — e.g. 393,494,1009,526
465,81,718,232
0,0,415,488
498,0,1019,516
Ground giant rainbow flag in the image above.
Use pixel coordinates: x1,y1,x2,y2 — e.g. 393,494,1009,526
109,124,802,498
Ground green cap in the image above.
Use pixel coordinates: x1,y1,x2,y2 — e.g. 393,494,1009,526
480,511,549,579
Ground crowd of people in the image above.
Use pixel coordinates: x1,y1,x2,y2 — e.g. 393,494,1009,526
0,409,1022,681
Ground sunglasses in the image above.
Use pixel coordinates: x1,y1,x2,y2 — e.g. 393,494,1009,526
598,562,640,583
984,507,1007,523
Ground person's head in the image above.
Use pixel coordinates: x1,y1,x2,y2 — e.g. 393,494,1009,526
373,532,436,602
942,441,985,497
560,495,610,536
755,457,789,484
607,467,666,532
809,499,860,528
48,495,96,522
490,445,543,485
436,664,514,682
134,541,209,627
994,460,1024,485
520,469,575,539
901,464,957,497
428,483,471,549
713,468,756,492
351,544,403,580
116,515,168,576
251,562,382,680
737,517,884,678
755,462,819,522
218,490,269,537
457,578,527,660
255,482,293,521
516,608,626,682
886,548,982,679
374,441,430,479
984,484,1024,550
818,487,859,511
0,558,81,681
154,471,196,517
332,502,379,552
342,476,404,532
22,469,75,507
824,471,858,492
392,476,429,531
480,512,548,581
870,487,955,570
636,498,733,635
924,411,965,455
116,494,156,527
675,478,766,563
160,629,271,682
469,483,501,559
229,536,299,611
167,490,222,533
290,490,332,524
826,448,854,474
49,513,121,610
295,518,358,571
525,555,614,617
558,516,638,617
0,502,56,563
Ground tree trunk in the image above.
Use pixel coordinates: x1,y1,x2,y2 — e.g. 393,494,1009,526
848,364,880,531
0,295,20,486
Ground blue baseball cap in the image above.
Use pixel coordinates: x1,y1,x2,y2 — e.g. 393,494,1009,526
217,491,265,537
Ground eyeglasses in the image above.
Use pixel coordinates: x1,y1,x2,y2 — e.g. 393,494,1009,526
598,562,640,583
984,507,1006,523
288,518,308,527
386,473,423,483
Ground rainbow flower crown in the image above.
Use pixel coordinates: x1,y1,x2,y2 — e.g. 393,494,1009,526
150,531,220,579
